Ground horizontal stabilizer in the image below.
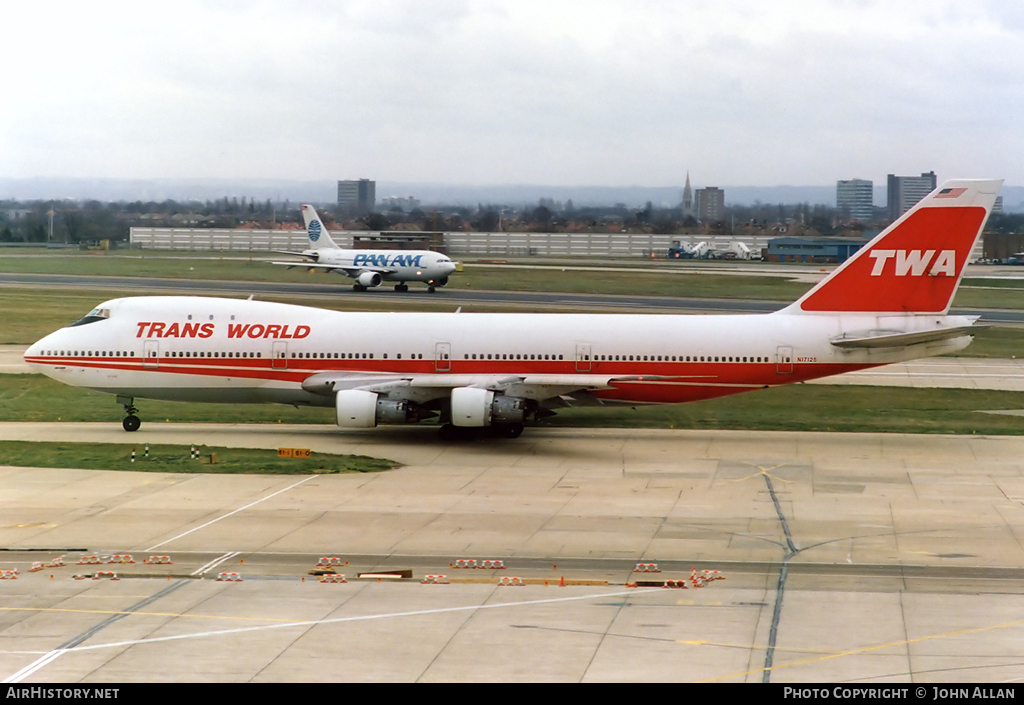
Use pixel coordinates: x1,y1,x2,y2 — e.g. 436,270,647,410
270,250,316,259
830,325,982,349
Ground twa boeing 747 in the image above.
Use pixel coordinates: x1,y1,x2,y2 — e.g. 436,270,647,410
25,179,1000,439
270,205,457,292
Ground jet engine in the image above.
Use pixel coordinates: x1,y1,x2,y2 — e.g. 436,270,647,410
354,271,382,288
449,387,527,427
335,389,417,427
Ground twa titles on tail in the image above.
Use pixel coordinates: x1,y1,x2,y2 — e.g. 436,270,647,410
25,179,1000,438
270,205,458,293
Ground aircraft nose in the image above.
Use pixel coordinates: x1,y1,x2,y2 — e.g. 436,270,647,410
23,339,44,369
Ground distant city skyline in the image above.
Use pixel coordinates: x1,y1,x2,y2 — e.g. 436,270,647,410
4,176,1023,212
3,2,1023,188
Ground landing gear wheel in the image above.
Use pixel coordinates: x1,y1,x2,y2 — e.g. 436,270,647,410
118,396,141,432
427,286,436,293
353,284,367,292
395,283,409,292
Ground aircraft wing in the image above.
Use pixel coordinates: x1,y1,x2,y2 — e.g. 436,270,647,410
268,261,398,275
332,265,399,276
830,325,983,349
300,371,657,401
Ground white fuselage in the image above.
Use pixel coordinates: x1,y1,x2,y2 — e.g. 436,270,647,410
24,296,973,408
313,248,456,283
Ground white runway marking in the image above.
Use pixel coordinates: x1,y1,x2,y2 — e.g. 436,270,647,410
193,551,241,576
67,588,659,654
3,649,64,684
145,476,316,551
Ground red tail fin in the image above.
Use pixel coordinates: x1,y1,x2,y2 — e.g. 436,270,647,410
790,179,1001,314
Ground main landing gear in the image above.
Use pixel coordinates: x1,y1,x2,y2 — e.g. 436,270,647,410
117,395,141,432
394,283,409,292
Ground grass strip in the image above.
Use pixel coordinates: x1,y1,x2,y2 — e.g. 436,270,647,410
0,441,396,474
1,375,1023,436
0,374,332,424
3,251,1024,305
543,384,1024,435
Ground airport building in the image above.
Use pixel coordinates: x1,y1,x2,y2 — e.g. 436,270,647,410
765,236,868,263
337,179,376,216
130,226,772,259
887,171,936,222
836,179,873,223
694,186,725,222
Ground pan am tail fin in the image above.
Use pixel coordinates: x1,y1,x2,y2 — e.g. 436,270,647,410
299,204,340,250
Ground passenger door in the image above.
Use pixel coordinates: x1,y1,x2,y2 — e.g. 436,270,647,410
776,345,793,374
575,343,592,372
273,341,288,369
434,342,451,372
143,340,159,370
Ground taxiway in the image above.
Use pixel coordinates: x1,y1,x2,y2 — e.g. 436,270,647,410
0,424,1022,682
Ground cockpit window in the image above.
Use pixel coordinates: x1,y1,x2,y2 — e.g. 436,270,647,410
68,307,111,327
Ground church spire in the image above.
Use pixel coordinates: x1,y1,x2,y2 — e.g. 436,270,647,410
682,172,693,216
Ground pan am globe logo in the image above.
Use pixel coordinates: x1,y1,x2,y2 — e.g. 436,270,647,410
308,220,322,242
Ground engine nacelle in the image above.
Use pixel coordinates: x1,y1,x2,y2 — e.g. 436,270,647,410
336,389,415,427
450,387,527,427
336,389,378,427
355,271,382,288
491,395,527,424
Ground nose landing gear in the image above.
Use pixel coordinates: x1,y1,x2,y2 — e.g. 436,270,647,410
117,395,141,432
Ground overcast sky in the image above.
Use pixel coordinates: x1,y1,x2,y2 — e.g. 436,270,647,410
3,1,1022,188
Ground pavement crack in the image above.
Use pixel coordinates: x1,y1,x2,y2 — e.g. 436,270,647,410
760,467,799,684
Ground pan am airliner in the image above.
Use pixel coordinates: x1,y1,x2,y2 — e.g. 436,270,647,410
270,205,457,292
25,180,1000,439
